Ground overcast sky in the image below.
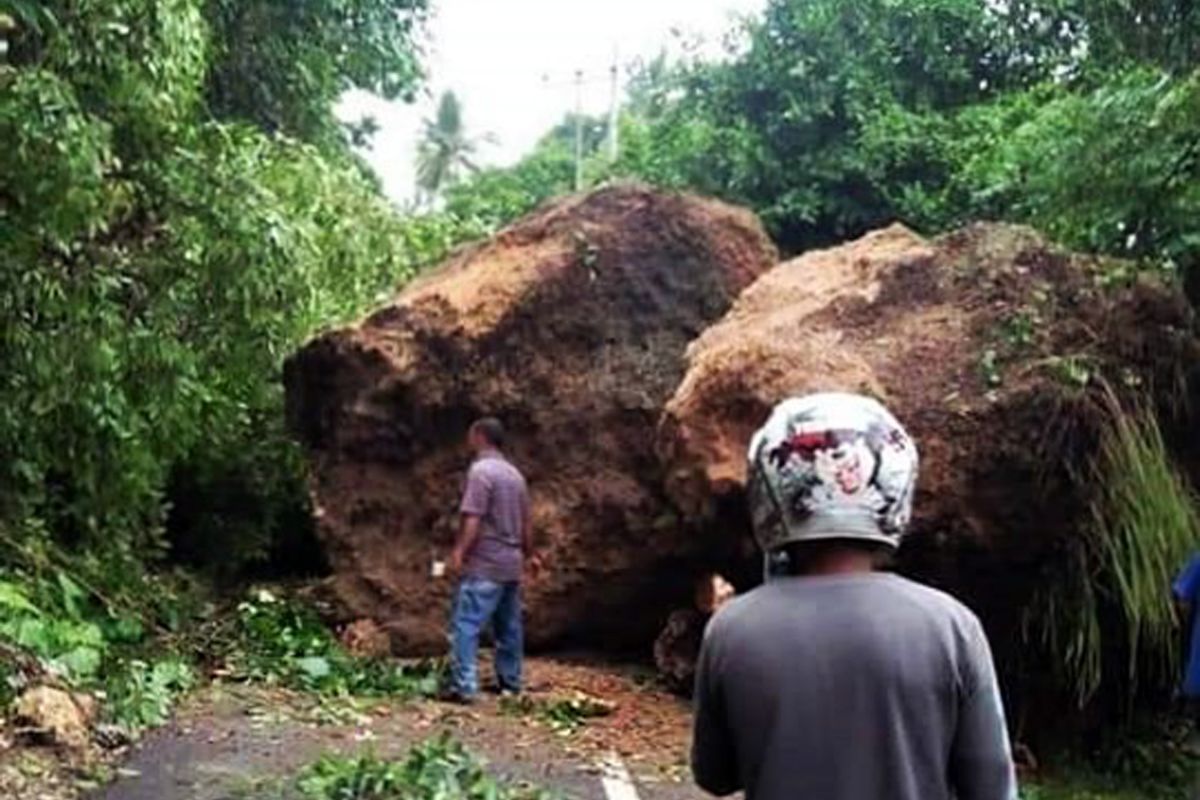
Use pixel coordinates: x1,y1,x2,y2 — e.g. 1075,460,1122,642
337,0,765,205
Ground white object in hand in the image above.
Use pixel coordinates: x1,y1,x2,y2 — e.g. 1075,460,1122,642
431,559,446,578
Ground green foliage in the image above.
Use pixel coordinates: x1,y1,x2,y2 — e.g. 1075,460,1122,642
604,0,1077,249
0,2,452,740
6,0,209,149
0,565,198,733
0,0,447,591
103,657,195,729
415,90,492,205
952,68,1200,274
292,735,552,800
0,69,117,244
439,132,576,234
1025,396,1200,706
1021,716,1199,800
1037,0,1200,75
1096,731,1199,799
226,589,441,698
2,106,434,580
532,0,1200,287
0,573,106,685
204,0,428,147
1091,397,1200,682
1020,780,1158,800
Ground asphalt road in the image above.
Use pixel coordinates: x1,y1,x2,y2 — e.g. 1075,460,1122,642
91,684,709,800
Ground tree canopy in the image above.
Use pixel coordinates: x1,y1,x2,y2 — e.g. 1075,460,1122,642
0,0,460,593
448,0,1199,288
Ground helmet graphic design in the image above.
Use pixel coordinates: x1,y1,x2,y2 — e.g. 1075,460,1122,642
747,393,918,552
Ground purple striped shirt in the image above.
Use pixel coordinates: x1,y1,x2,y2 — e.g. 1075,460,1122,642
460,450,529,583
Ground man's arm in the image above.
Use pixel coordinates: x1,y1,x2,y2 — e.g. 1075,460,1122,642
452,465,489,572
450,513,481,573
949,618,1018,800
691,628,740,797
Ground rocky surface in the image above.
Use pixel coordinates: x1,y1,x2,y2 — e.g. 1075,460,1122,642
658,223,1199,652
285,185,777,653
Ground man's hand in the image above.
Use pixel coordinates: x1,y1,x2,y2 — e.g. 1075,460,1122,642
526,552,544,580
448,548,465,575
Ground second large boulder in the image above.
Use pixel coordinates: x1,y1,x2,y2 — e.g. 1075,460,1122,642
658,223,1199,647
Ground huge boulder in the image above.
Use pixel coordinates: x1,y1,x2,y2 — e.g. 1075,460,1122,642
658,223,1199,647
284,186,777,653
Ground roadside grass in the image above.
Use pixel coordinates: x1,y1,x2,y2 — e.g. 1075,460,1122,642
1022,773,1192,800
1025,393,1200,707
1022,718,1199,800
0,578,440,768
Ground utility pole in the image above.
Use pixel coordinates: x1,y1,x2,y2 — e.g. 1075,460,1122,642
573,69,584,192
544,59,619,189
607,48,620,163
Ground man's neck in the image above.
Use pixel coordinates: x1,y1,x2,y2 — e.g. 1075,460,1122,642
795,547,877,577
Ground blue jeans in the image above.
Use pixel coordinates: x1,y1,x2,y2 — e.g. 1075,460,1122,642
449,576,523,697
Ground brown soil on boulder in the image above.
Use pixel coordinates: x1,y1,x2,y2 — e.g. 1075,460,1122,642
659,223,1198,652
284,185,777,654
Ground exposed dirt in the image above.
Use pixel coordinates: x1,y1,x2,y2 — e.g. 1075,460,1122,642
284,185,777,655
658,223,1200,677
83,657,704,800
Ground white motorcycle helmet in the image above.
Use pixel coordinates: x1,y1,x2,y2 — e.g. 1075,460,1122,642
747,393,919,558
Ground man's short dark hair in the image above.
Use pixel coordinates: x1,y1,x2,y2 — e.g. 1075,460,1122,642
471,417,506,448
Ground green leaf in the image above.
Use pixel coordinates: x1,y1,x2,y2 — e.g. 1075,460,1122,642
294,656,331,680
0,581,41,616
54,645,103,679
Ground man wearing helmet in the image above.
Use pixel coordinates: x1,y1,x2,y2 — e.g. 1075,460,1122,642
691,393,1017,800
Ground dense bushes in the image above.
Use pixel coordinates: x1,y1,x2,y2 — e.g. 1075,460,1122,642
0,565,198,731
949,70,1200,277
0,1,462,598
224,589,442,697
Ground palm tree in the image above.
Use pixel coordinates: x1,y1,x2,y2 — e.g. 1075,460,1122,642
414,90,485,205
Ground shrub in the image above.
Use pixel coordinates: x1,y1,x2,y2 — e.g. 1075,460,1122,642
294,735,552,800
224,589,441,698
1025,392,1200,706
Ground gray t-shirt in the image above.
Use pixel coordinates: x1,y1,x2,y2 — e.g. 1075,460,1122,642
692,573,1016,800
459,450,529,583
